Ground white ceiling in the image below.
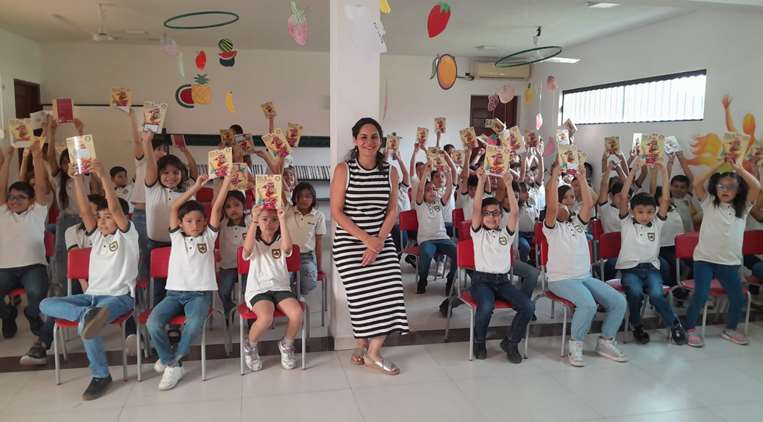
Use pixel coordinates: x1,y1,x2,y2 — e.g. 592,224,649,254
0,0,761,55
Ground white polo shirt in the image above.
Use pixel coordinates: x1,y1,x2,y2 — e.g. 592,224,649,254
415,200,449,243
145,182,193,242
518,204,538,233
85,223,139,296
218,215,252,270
285,206,326,254
529,185,546,211
660,208,685,247
129,157,147,205
437,184,457,223
397,183,411,214
0,204,48,268
616,214,666,270
457,191,474,221
65,224,92,250
244,232,292,307
114,183,134,213
166,226,219,291
471,225,514,274
693,196,752,266
598,202,622,234
543,216,592,282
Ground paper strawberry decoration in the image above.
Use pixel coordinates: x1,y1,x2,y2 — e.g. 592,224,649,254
195,50,206,72
427,2,451,38
288,1,308,46
487,94,499,112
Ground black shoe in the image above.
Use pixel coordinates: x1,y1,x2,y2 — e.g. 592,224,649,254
416,278,427,294
168,328,182,345
404,255,417,269
81,307,110,340
500,338,523,364
474,342,487,360
671,324,688,346
2,306,18,339
29,316,44,336
19,341,48,366
632,326,650,345
81,375,112,400
439,298,451,318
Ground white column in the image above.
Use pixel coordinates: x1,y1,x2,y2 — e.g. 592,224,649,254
328,0,382,349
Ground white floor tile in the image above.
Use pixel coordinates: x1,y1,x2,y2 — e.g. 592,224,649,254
336,344,449,389
119,399,241,422
5,407,123,422
605,408,726,422
241,389,362,421
241,351,350,397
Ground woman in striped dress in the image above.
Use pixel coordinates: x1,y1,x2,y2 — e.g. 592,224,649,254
331,117,410,375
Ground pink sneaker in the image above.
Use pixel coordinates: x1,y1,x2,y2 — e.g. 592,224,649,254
721,329,749,345
687,329,704,348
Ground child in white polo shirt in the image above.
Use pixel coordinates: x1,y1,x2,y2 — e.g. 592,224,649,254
241,204,304,372
469,168,534,363
217,189,251,318
286,182,326,295
616,159,686,345
146,173,227,391
544,161,627,367
38,159,138,400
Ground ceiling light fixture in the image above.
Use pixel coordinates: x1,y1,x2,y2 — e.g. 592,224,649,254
586,2,620,8
544,57,581,64
475,45,499,51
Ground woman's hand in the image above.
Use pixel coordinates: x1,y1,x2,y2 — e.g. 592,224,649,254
361,247,379,267
364,235,384,253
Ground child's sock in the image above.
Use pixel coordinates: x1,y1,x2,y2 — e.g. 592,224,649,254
282,337,295,348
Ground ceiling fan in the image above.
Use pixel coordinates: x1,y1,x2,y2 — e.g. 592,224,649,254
51,1,159,43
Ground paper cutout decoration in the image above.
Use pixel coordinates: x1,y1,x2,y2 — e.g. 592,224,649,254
171,134,187,148
219,129,235,146
177,51,185,78
498,85,516,104
751,137,763,168
604,136,620,155
208,147,233,179
459,127,477,148
558,143,580,175
434,117,446,135
256,174,283,209
380,0,391,14
427,147,446,171
142,103,168,134
66,134,96,175
427,2,451,38
225,91,236,113
218,39,237,67
432,54,457,90
721,132,749,166
263,129,291,157
485,118,506,134
416,127,429,148
160,35,178,56
535,112,543,130
8,119,33,148
110,87,132,112
640,134,665,166
484,144,509,176
195,50,206,72
288,1,309,46
664,136,681,154
487,94,499,112
555,129,570,145
175,84,194,109
546,76,557,91
53,98,74,124
543,136,556,157
261,102,277,119
386,133,400,153
505,126,525,154
230,163,252,191
286,123,303,148
563,118,577,138
451,149,465,167
29,111,45,131
523,83,534,105
192,74,212,105
234,133,255,155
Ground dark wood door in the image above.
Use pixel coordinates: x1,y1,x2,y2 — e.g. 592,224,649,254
469,95,517,137
14,79,41,119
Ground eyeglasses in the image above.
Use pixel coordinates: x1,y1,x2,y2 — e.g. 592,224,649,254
482,210,502,217
7,195,30,201
716,183,738,192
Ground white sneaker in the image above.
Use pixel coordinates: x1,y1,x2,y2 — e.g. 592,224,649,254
242,341,262,372
153,359,167,374
158,366,184,391
567,340,585,367
278,338,297,370
596,337,628,362
125,334,138,357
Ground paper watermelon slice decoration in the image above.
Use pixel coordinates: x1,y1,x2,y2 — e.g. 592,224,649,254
218,39,237,67
175,84,194,109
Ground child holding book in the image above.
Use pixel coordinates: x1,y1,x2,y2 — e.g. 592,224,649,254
683,160,760,347
286,182,326,295
38,159,138,400
469,168,534,363
146,173,227,391
217,189,251,318
390,149,411,259
241,204,304,371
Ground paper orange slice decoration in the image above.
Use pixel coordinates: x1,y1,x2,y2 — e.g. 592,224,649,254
436,54,457,90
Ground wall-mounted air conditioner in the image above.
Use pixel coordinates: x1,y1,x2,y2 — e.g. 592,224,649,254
472,62,531,80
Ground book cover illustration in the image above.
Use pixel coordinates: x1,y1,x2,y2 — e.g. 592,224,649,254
505,126,525,154
256,174,282,209
230,163,252,191
416,127,429,148
484,144,509,176
66,134,96,175
427,147,446,171
208,147,233,179
555,129,570,145
631,133,643,157
721,132,749,166
450,149,465,167
263,129,291,157
8,118,33,148
751,137,763,168
664,136,681,154
53,98,75,124
29,111,45,130
261,101,277,119
234,133,255,154
286,122,303,148
434,117,446,135
557,143,580,175
526,131,539,148
485,118,506,134
386,133,400,153
640,134,665,166
459,127,477,148
110,87,133,111
604,136,620,155
563,118,577,138
143,103,168,134
219,129,235,146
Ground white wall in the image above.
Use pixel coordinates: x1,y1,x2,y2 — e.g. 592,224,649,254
524,9,763,183
0,28,42,147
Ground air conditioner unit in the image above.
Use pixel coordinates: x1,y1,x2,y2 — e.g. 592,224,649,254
472,62,531,80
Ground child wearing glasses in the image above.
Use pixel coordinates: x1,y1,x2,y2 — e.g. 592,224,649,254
683,161,760,347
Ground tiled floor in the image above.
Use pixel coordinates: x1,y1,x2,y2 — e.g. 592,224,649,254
3,322,763,422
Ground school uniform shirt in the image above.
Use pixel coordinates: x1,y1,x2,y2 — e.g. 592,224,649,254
598,202,622,234
85,223,139,296
415,200,449,243
165,226,219,291
129,157,147,205
616,214,666,270
218,215,252,270
65,224,92,250
543,216,592,282
746,213,763,260
529,185,546,212
660,208,685,248
471,225,515,274
114,183,134,213
285,206,326,254
397,183,411,214
243,231,292,307
457,192,474,221
518,204,538,233
693,196,752,266
673,195,702,233
437,185,457,223
145,182,193,242
0,203,48,269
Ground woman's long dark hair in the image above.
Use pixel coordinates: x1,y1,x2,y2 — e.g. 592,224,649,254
348,117,386,170
708,172,749,218
58,150,71,211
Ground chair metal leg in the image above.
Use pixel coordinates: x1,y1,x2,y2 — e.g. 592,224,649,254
137,324,143,382
239,313,246,376
560,307,568,358
321,281,326,327
468,306,474,361
201,316,208,381
745,290,751,335
302,311,307,370
701,301,709,338
550,301,556,320
121,323,128,381
53,325,61,385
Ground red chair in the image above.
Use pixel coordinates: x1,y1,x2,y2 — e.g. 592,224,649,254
743,230,763,285
201,202,212,220
399,209,447,278
196,187,214,202
674,232,751,337
48,204,60,225
456,220,472,241
136,247,230,382
443,239,520,360
52,247,133,385
452,208,465,240
590,218,603,262
236,245,308,373
245,190,255,210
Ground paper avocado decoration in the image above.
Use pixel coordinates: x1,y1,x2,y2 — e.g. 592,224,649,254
498,85,516,104
380,0,391,14
288,1,308,46
218,39,237,67
427,2,451,38
430,53,457,90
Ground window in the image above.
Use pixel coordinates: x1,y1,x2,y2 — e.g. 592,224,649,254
560,70,706,125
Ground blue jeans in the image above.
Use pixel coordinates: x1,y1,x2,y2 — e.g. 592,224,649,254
132,209,149,280
620,263,677,328
684,261,745,331
39,294,134,378
548,276,626,341
217,268,239,316
470,272,535,343
53,214,81,296
0,264,48,332
511,260,539,299
518,231,533,263
291,252,317,295
391,223,408,257
147,291,211,366
418,239,457,293
147,239,171,305
744,255,763,280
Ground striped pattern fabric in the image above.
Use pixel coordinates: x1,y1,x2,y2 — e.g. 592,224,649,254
332,159,410,338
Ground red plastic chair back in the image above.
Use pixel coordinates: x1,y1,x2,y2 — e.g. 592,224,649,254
675,232,699,260
237,246,250,275
457,220,472,241
591,218,603,241
67,248,92,280
236,245,301,275
196,187,214,202
44,232,55,258
456,239,475,270
399,210,418,232
452,208,465,226
598,232,621,260
743,230,763,256
201,202,212,219
150,247,172,279
245,190,254,210
48,204,60,225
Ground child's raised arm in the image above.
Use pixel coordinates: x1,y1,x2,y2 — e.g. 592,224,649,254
19,150,31,182
71,167,96,233
409,143,421,183
45,118,59,174
693,160,724,201
503,170,519,233
277,205,293,254
30,140,48,206
0,147,11,206
93,160,129,231
544,160,562,228
128,110,143,159
656,161,670,220
209,174,231,229
415,162,432,205
169,175,208,230
577,164,594,223
471,168,487,230
177,143,198,180
620,158,641,218
598,153,611,206
243,205,263,255
458,147,472,194
395,150,410,187
142,131,158,186
733,161,761,205
441,163,454,206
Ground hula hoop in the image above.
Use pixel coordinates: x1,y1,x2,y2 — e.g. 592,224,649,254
164,11,240,30
495,46,562,68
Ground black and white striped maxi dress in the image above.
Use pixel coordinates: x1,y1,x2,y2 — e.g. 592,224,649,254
332,159,410,339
